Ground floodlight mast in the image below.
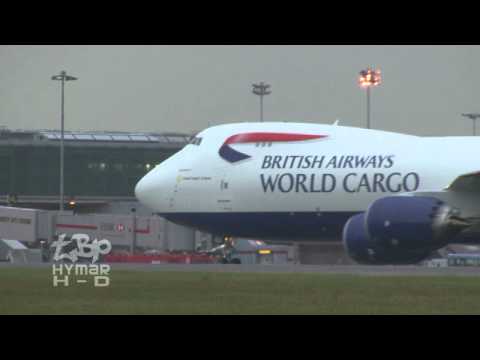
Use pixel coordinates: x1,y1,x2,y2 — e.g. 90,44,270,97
51,70,78,213
462,113,480,136
358,68,382,129
252,82,271,122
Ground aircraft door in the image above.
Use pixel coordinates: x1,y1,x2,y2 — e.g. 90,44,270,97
217,170,233,212
167,171,181,210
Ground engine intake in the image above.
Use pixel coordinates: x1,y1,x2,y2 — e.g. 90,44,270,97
343,196,467,264
366,196,454,248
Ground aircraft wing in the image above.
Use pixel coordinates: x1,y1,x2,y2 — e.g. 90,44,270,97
403,171,480,224
445,171,480,193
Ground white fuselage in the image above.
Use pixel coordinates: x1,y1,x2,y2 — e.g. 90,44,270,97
135,122,480,240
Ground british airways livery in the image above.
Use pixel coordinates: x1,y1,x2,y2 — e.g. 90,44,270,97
135,122,480,264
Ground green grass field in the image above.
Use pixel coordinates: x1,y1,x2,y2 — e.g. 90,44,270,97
1,267,480,314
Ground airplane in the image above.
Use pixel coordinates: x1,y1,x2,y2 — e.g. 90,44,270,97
134,121,480,264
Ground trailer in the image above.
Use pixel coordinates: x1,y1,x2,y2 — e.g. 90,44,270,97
0,206,53,245
0,206,199,253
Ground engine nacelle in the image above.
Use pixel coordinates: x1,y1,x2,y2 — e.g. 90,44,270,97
342,213,376,264
366,196,456,249
343,196,461,264
343,213,432,264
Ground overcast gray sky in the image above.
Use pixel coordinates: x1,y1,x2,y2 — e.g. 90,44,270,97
0,45,479,136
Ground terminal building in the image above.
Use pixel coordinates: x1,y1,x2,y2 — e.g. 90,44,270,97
0,127,190,211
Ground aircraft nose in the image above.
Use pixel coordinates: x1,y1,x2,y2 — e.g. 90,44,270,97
135,171,159,209
135,150,186,211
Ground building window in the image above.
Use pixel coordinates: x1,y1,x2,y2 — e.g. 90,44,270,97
113,163,124,171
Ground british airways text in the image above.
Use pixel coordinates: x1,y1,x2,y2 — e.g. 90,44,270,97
260,155,419,193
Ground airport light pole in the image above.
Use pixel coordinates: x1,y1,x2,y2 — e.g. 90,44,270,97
358,68,382,129
51,71,78,213
252,82,271,122
461,113,480,136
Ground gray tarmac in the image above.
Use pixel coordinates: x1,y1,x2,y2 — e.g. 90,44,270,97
1,262,480,276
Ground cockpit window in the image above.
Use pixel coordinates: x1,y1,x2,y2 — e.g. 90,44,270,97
189,137,202,145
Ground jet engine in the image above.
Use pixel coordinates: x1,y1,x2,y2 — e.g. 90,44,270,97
343,196,468,264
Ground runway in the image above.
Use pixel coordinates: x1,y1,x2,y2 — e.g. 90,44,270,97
110,263,480,276
2,262,480,276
